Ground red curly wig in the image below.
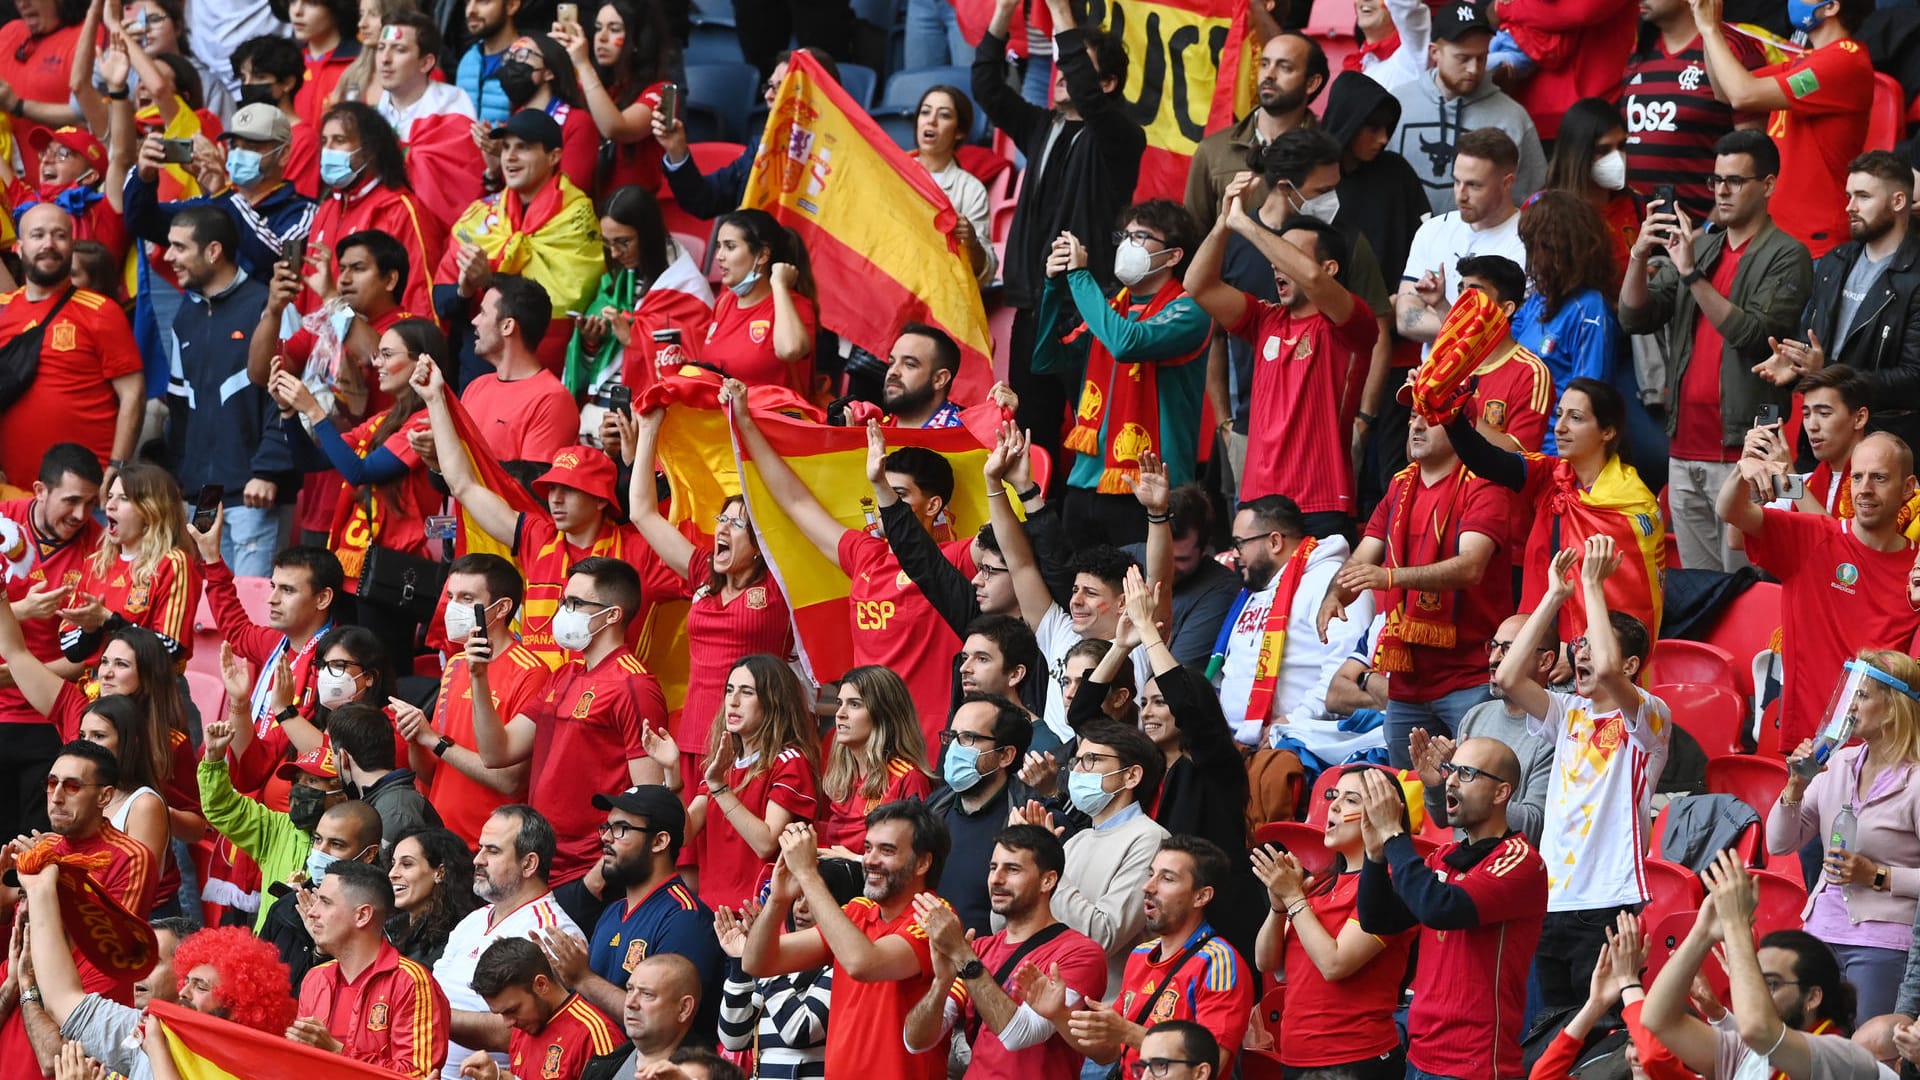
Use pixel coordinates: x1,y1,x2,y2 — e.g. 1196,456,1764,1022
171,927,298,1034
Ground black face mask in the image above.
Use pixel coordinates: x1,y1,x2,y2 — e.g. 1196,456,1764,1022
498,61,541,110
238,82,277,107
288,784,329,831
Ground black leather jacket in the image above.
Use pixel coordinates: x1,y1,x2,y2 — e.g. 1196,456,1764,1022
1802,229,1920,452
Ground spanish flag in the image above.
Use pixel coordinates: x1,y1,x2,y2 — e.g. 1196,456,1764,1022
743,52,994,407
148,1001,401,1079
442,391,546,563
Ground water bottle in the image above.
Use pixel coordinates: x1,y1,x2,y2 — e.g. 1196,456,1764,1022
1828,804,1858,884
1792,711,1855,779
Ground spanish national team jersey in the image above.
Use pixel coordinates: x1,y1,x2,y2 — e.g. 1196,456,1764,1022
836,529,960,743
434,891,581,1080
0,497,100,724
426,642,550,846
527,651,667,883
587,875,719,989
819,759,932,850
1116,924,1252,1077
508,994,621,1080
1761,40,1875,256
72,546,199,658
689,748,820,910
1468,345,1553,454
1529,687,1671,910
297,939,451,1078
513,512,685,667
696,288,817,398
823,897,945,1080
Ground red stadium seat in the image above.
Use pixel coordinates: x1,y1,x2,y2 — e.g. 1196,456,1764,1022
185,669,225,725
1868,73,1904,151
1253,820,1337,880
1706,755,1789,822
1752,868,1808,935
1653,682,1748,758
1701,581,1779,702
1640,857,1704,933
1305,767,1343,827
1648,640,1741,695
1646,908,1728,1002
672,231,708,276
232,575,273,624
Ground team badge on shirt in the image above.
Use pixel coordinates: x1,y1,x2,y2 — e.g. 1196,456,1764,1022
369,1002,390,1030
624,938,648,972
750,320,770,344
1483,400,1508,429
1150,987,1179,1023
126,582,151,614
746,587,768,609
1835,563,1860,589
543,1044,564,1078
50,322,75,351
573,690,597,718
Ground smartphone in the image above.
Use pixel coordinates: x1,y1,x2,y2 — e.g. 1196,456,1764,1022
606,383,633,419
192,484,224,531
280,236,306,266
1653,184,1678,210
556,2,578,23
1774,473,1807,501
1756,404,1782,427
160,138,195,164
657,83,681,124
471,604,489,646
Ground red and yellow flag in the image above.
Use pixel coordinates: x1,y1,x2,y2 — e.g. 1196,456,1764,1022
1095,0,1254,200
149,1001,402,1080
743,52,993,407
442,391,546,563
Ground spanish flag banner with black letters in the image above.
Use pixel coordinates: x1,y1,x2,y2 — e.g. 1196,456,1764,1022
148,1001,402,1080
1085,0,1254,200
742,51,994,406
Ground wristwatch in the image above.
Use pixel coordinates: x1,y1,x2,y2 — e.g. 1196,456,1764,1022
956,959,987,981
432,736,455,758
1681,268,1706,287
275,705,301,725
1874,866,1891,891
20,987,39,1004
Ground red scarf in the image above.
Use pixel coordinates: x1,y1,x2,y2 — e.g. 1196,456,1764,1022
1373,464,1468,672
1344,31,1402,71
1246,537,1319,725
1060,281,1204,493
17,835,158,980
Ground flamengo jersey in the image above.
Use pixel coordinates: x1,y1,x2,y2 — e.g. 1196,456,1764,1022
1618,31,1766,219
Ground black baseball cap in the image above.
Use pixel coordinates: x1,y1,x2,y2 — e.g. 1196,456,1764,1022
489,109,564,150
592,784,686,849
1432,1,1494,41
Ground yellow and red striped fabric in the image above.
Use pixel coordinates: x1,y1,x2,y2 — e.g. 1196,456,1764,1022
149,1001,401,1080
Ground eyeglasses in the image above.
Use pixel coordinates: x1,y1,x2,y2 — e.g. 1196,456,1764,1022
597,821,650,841
1438,761,1515,787
1764,976,1802,993
559,596,613,613
46,776,106,795
714,512,749,531
1069,751,1120,772
938,729,999,750
1487,639,1557,657
1706,175,1759,191
505,47,540,62
1130,1060,1204,1078
1228,532,1277,552
317,659,364,677
1111,229,1165,247
975,562,1009,576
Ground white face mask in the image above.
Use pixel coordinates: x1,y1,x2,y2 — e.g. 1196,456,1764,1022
552,605,601,652
444,602,480,643
1295,188,1341,224
1590,150,1628,192
317,670,357,709
1113,240,1169,287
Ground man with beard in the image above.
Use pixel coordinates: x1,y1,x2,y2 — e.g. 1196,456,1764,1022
742,805,952,1080
1719,431,1920,750
926,694,1039,935
1756,151,1920,454
434,804,584,1080
1621,131,1812,573
1409,612,1556,845
531,786,721,1046
879,323,964,428
0,205,142,499
1388,4,1546,214
460,938,623,1080
905,825,1107,1079
1184,32,1329,226
455,0,521,124
1392,130,1528,359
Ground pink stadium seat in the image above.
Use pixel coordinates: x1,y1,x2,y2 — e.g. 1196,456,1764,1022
1648,640,1741,695
185,669,225,725
1653,682,1748,758
1705,755,1789,822
232,575,273,625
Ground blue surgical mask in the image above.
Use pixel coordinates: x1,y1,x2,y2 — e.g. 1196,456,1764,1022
1068,768,1120,817
1787,0,1827,31
319,147,360,188
942,745,985,793
729,270,762,298
226,147,263,187
305,848,340,885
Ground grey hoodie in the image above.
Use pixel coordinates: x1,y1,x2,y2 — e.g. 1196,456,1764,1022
1389,70,1548,215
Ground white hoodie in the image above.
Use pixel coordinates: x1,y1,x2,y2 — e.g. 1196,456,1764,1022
1218,534,1374,743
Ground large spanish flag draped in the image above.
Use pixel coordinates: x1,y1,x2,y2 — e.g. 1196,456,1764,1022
442,391,546,563
742,52,994,406
1090,0,1254,200
148,1001,401,1079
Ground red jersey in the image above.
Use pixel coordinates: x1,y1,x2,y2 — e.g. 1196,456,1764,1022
837,530,961,742
297,939,449,1079
689,746,819,909
293,40,361,135
0,23,87,179
1116,925,1253,1076
953,923,1109,1080
1671,237,1749,462
1229,295,1378,515
1619,31,1768,220
1398,834,1546,1080
1363,468,1511,701
1468,345,1553,454
0,497,101,725
552,102,600,197
1277,873,1414,1066
61,824,158,1002
1746,510,1920,747
305,178,444,316
426,642,548,845
72,546,199,658
461,369,580,463
526,650,666,883
0,287,140,488
1762,41,1874,257
201,560,326,753
696,289,817,399
326,411,438,586
287,117,321,199
514,513,685,667
823,897,945,1079
681,546,794,752
596,81,671,195
508,993,622,1080
2,179,129,261
820,758,931,850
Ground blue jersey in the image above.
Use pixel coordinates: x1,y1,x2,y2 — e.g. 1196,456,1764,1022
588,874,725,1042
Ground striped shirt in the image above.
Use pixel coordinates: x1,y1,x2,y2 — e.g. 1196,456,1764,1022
717,961,832,1080
1618,30,1766,220
433,891,581,1080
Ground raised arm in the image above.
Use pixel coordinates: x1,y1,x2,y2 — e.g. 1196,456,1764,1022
0,593,71,718
1496,548,1575,721
1578,536,1642,714
1715,453,1774,537
724,380,850,563
1226,196,1354,324
981,423,1055,628
463,635,537,767
415,358,523,546
1709,851,1824,1078
1184,216,1250,332
613,407,697,579
782,827,924,981
741,859,833,978
1690,0,1789,112
1252,846,1388,979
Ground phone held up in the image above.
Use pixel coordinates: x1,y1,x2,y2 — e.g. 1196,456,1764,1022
192,484,224,532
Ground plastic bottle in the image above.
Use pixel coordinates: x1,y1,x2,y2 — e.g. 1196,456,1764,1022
1829,803,1858,884
1792,712,1855,779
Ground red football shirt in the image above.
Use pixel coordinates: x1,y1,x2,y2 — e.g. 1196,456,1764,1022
461,369,581,464
72,546,199,659
1746,510,1920,747
0,22,87,180
508,993,622,1079
1467,345,1553,454
1277,873,1414,1067
689,746,819,909
0,288,140,488
822,897,945,1079
0,497,101,725
836,530,962,744
62,824,158,1002
1671,238,1748,462
954,923,1109,1080
1762,41,1874,256
296,939,449,1077
696,289,817,398
1363,469,1510,701
681,546,795,753
1115,927,1253,1076
526,650,666,883
426,642,549,846
1229,295,1378,515
820,758,933,850
514,513,685,668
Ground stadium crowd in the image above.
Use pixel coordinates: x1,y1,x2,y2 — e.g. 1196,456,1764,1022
1,0,1920,1074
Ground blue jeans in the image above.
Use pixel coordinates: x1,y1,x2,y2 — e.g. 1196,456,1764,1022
1384,684,1494,770
905,0,969,69
1408,1065,1471,1080
221,503,290,578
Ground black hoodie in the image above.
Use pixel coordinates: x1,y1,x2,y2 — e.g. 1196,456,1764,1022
1323,72,1430,287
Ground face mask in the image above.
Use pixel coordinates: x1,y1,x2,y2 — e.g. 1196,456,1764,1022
238,82,277,107
444,602,479,643
1113,240,1167,287
729,270,762,298
1590,150,1628,192
552,606,599,652
942,745,986,792
318,147,360,188
288,784,329,831
1295,188,1341,224
1068,768,1120,817
317,669,357,709
1787,0,1827,31
226,147,263,187
498,60,541,109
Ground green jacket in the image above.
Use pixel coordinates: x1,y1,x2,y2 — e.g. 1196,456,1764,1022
199,759,310,932
1617,219,1812,448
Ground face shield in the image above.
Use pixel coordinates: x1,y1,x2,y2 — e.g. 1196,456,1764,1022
1793,659,1920,777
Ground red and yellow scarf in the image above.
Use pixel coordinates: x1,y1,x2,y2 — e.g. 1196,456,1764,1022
1061,281,1203,493
1247,537,1319,724
1374,464,1469,673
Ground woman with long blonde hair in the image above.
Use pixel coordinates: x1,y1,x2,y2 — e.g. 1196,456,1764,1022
819,665,931,855
1768,648,1920,1020
651,654,820,908
67,463,198,657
